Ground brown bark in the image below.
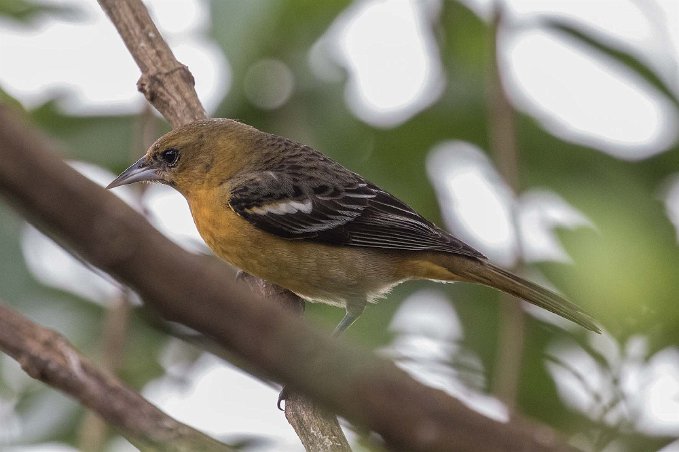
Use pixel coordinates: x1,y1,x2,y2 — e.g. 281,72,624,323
487,8,526,411
0,303,232,451
98,0,206,127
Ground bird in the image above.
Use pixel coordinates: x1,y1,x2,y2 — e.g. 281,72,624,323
107,118,600,335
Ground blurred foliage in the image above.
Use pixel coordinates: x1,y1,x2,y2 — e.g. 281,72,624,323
1,0,679,450
0,0,74,23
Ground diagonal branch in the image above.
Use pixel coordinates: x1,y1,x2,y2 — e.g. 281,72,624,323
0,302,232,452
0,102,572,452
97,0,349,448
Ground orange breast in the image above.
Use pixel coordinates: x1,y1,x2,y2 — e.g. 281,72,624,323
184,187,412,306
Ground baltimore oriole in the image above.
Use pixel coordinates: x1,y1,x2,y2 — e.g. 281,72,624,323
107,119,600,334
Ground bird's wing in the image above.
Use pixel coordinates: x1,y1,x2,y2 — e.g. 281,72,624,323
228,170,484,258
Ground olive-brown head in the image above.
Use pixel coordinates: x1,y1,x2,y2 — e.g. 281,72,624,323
106,119,258,195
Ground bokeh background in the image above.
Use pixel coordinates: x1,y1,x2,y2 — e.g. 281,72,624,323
1,0,679,450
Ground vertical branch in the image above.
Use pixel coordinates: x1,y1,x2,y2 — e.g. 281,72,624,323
97,0,205,127
78,292,133,451
487,7,526,411
239,273,351,451
96,0,349,448
285,392,351,451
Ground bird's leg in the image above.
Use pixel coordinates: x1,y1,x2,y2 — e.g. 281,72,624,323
333,301,365,337
333,314,357,337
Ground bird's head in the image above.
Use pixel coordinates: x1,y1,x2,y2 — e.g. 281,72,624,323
107,118,256,195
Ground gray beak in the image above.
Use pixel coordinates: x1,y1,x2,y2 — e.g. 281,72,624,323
107,156,162,189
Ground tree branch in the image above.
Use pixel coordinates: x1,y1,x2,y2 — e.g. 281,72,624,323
0,302,232,451
487,8,526,412
97,0,205,127
97,0,349,448
237,273,352,450
78,292,133,451
284,392,351,451
0,103,572,452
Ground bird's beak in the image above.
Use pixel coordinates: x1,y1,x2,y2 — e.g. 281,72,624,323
106,156,162,189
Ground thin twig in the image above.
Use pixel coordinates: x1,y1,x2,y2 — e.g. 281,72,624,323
487,7,526,411
96,0,349,448
78,292,133,451
0,302,233,452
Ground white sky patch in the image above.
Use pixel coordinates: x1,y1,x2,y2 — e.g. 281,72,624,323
0,0,228,115
0,8,138,112
384,289,507,422
322,0,444,127
517,189,593,263
427,141,518,267
501,28,677,159
21,224,121,305
427,142,595,269
656,0,679,90
20,161,207,305
501,0,679,86
631,348,679,435
143,353,303,451
457,0,678,159
20,161,137,305
389,289,464,340
548,335,679,437
143,185,208,253
144,0,207,35
458,0,658,52
506,0,656,49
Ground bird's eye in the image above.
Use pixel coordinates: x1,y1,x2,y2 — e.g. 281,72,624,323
159,148,180,166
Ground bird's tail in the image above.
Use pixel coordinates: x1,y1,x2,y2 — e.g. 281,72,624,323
423,255,600,333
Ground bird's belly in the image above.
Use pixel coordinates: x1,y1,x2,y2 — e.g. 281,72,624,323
190,201,407,307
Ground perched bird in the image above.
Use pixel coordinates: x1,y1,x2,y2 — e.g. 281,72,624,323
108,119,600,335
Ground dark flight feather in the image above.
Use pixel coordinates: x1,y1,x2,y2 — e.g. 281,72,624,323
228,161,484,259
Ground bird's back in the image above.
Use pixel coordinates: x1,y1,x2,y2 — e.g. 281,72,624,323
230,131,486,259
